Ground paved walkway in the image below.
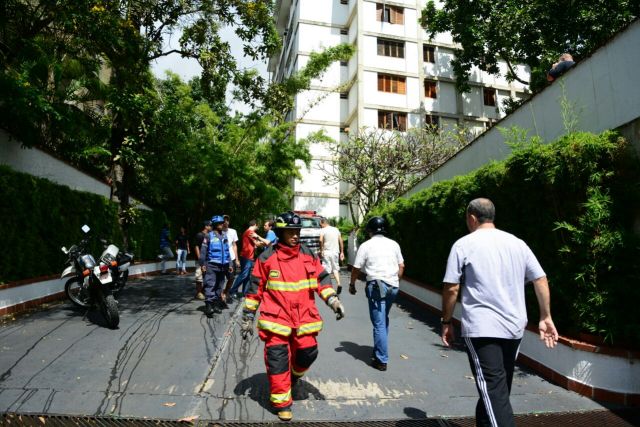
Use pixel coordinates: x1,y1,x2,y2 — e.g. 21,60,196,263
0,271,604,421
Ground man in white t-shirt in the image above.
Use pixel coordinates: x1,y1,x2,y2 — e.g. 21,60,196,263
349,216,404,371
319,218,345,294
222,215,240,305
442,198,558,427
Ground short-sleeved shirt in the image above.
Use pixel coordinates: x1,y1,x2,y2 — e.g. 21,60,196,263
176,234,189,250
353,235,404,287
240,228,257,260
320,225,342,254
265,229,277,246
227,228,239,261
443,228,546,340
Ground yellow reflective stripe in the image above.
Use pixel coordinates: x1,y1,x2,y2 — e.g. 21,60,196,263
320,287,336,300
244,299,259,311
297,321,323,335
258,319,292,336
291,367,306,377
270,389,292,404
267,278,317,292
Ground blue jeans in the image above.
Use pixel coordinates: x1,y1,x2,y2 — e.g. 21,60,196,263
176,249,187,272
365,280,398,364
230,257,254,295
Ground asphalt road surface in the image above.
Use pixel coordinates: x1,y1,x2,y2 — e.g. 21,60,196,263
0,271,605,422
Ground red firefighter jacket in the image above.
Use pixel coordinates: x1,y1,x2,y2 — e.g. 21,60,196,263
243,243,336,336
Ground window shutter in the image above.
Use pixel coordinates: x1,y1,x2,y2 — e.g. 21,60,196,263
398,77,406,94
376,3,383,21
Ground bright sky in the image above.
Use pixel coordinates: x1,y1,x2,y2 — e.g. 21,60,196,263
151,26,268,114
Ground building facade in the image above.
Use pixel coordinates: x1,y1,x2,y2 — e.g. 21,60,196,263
268,0,531,219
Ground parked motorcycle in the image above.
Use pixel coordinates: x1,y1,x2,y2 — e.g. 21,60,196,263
99,240,134,295
61,225,120,328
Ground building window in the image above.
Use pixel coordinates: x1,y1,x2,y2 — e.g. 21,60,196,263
378,110,407,131
340,0,348,4
340,60,348,66
340,28,348,35
376,3,404,24
377,73,406,94
483,88,497,106
423,45,435,63
340,92,348,99
377,38,405,58
424,80,437,98
425,114,440,128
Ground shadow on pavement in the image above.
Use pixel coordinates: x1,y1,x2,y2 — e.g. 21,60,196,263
334,341,374,366
233,372,326,414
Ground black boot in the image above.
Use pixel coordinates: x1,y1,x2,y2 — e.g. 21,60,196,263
204,302,214,318
212,300,223,314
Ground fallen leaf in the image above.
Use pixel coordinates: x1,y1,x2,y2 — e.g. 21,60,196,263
400,354,408,359
178,415,199,423
440,354,448,358
465,375,475,380
38,416,46,424
163,402,176,407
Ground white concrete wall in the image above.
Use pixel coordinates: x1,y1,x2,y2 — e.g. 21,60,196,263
407,20,640,197
295,89,343,122
0,131,149,209
399,279,640,395
293,195,341,218
0,261,194,311
298,0,348,26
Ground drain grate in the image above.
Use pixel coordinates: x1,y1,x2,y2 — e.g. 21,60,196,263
3,409,640,427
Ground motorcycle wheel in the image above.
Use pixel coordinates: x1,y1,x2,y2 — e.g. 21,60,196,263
100,293,120,329
65,277,90,308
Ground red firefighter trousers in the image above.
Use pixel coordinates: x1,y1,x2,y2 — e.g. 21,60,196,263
260,330,319,409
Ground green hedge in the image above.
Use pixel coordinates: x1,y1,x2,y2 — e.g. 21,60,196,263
0,165,166,283
373,131,640,347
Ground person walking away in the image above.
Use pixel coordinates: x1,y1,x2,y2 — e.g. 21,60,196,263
441,198,558,427
229,220,261,299
239,211,345,421
193,220,211,300
199,215,232,317
349,216,404,371
175,227,190,275
222,215,240,304
319,218,344,294
158,224,173,274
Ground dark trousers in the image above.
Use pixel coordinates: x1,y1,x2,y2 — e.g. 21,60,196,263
203,262,228,303
464,337,521,427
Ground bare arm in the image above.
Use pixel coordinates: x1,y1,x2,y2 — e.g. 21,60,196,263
398,263,405,279
339,235,344,261
441,283,459,347
532,276,559,348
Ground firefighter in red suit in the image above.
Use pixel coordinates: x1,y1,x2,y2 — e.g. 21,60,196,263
239,211,345,421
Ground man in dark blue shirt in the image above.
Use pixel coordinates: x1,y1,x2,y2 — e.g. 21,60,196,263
547,53,575,82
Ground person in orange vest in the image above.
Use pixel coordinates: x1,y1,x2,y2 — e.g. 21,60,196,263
239,211,345,421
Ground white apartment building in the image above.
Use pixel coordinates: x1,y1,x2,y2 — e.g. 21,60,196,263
268,0,531,219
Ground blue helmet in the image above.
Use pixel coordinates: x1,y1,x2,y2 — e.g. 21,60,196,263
211,215,224,225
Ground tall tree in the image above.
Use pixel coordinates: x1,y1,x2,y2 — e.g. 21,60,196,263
141,73,312,229
312,126,472,224
420,0,640,93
